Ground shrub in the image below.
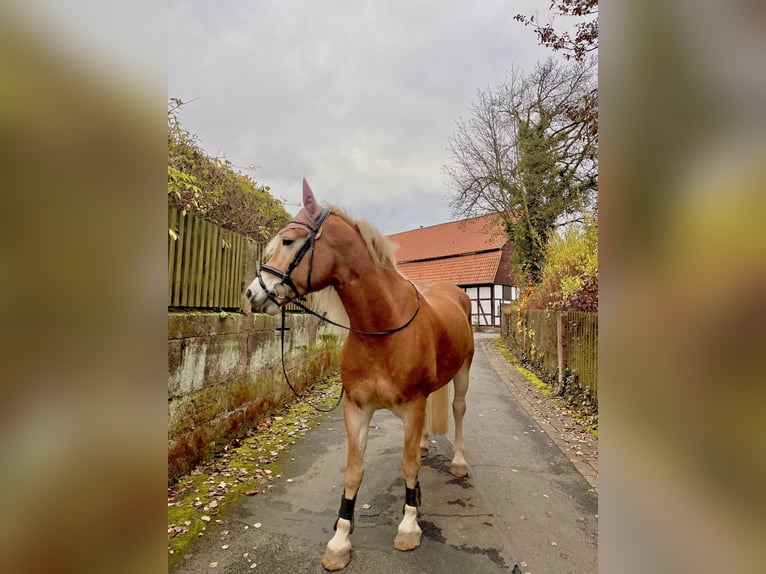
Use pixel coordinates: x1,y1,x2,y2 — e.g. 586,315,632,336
168,99,290,241
524,216,598,311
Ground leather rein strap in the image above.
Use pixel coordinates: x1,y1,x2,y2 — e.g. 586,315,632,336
287,281,421,337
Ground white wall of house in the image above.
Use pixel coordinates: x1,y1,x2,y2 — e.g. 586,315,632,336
462,284,516,327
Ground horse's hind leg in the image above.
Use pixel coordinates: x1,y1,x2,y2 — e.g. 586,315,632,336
450,361,470,478
420,384,449,457
322,398,374,571
394,396,427,552
419,397,430,457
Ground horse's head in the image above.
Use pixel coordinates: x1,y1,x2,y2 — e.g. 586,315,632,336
246,179,333,314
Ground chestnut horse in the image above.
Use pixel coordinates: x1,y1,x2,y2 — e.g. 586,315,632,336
245,180,473,571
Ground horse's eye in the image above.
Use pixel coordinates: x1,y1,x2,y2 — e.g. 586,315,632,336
282,237,295,247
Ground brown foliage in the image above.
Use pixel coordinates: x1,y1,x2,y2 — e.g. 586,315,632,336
514,1,598,63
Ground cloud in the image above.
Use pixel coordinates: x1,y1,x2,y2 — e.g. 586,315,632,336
169,0,552,233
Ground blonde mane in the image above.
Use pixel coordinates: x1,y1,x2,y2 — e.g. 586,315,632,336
328,206,399,270
266,206,398,269
312,207,401,329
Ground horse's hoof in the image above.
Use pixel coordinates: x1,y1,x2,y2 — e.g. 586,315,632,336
321,550,351,571
323,517,352,570
450,462,469,478
394,530,422,551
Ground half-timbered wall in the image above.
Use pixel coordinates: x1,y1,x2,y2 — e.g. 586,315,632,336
461,284,517,328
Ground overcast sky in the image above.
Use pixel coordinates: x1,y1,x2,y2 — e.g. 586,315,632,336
169,0,558,234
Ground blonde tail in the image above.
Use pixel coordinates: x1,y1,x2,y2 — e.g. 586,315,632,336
427,384,451,436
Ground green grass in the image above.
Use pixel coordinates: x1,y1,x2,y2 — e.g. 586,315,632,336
494,339,552,396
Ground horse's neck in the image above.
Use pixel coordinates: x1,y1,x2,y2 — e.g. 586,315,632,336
333,257,413,333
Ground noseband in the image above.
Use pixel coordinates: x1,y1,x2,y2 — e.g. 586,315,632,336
257,208,331,304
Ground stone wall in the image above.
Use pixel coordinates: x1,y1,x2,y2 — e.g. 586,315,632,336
168,311,342,483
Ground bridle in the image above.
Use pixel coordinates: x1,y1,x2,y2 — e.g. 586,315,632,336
254,208,422,412
257,208,331,305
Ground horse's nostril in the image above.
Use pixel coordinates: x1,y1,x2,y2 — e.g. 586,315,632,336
245,288,252,299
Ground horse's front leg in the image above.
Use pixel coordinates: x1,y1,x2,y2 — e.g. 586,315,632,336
322,397,373,571
394,396,426,551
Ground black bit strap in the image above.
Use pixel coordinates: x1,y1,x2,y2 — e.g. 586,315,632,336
334,494,358,533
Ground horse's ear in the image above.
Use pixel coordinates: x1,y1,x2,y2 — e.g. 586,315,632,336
302,178,324,221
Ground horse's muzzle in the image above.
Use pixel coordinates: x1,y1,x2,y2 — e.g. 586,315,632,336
245,278,280,315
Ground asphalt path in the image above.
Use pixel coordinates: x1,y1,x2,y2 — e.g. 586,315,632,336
172,334,597,573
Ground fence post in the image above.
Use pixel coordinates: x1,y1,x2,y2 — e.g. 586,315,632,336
556,312,566,389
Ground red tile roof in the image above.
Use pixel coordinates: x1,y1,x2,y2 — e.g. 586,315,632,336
387,214,510,285
389,214,507,263
398,251,503,284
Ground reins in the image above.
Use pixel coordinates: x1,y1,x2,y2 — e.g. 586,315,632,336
276,307,345,413
286,281,421,336
258,210,421,413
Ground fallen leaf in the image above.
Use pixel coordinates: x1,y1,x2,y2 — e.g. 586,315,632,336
201,516,211,522
245,490,260,496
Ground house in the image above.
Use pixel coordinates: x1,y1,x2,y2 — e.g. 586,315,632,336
388,214,518,328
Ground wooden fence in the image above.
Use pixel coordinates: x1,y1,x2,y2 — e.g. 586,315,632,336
168,207,313,313
168,207,261,309
563,311,598,400
502,307,598,400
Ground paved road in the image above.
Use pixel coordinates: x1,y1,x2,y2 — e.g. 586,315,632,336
173,334,597,573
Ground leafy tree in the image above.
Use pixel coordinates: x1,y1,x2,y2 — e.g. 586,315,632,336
446,58,597,283
512,4,598,303
168,99,290,240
